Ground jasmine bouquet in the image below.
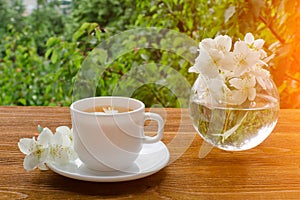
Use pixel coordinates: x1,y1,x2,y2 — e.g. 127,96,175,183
18,126,77,171
189,33,279,151
189,33,273,107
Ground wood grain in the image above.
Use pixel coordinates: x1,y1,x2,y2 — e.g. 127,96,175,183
0,106,299,199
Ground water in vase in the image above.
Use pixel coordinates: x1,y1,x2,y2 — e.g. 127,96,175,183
190,94,279,151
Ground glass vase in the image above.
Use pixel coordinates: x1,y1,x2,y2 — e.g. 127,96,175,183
190,78,280,151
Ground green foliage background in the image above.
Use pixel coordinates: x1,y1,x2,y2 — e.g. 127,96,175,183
0,0,299,108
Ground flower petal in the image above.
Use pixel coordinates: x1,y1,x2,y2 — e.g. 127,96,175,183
49,145,70,165
248,87,256,101
23,153,40,171
219,52,235,71
68,149,78,161
56,126,71,136
207,77,227,104
245,51,260,68
56,126,72,146
245,33,254,44
38,127,53,146
52,131,71,146
234,41,250,54
229,78,243,89
40,148,49,163
18,138,37,155
254,39,265,49
38,163,49,171
215,35,232,52
197,49,219,78
226,90,247,105
188,66,200,73
69,128,74,144
256,76,266,89
200,38,215,51
248,75,256,87
192,75,208,94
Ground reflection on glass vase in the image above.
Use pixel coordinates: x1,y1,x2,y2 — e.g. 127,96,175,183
190,78,279,151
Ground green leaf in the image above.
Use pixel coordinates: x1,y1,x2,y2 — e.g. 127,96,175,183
37,125,43,133
18,98,27,105
140,53,149,61
46,37,59,47
51,50,59,63
87,23,98,35
186,18,193,30
80,22,91,31
150,5,157,12
95,28,101,41
72,29,85,42
45,49,52,59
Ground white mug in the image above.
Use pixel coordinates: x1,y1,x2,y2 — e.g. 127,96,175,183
70,96,164,171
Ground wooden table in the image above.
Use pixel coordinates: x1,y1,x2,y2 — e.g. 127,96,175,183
1,106,300,199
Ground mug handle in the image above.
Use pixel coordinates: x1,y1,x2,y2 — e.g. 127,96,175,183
143,112,164,143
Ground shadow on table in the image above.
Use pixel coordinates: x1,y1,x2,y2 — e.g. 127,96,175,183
37,169,167,197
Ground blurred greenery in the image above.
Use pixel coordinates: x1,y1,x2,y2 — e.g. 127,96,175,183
0,0,299,108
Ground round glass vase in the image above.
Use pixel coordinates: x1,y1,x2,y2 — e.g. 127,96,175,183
189,80,280,151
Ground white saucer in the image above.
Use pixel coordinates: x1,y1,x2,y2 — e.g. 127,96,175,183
47,141,170,182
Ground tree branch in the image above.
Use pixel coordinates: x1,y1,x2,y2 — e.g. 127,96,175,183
258,15,285,44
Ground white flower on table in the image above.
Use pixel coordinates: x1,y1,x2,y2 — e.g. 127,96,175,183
55,126,74,146
48,126,77,165
18,125,77,172
18,128,52,171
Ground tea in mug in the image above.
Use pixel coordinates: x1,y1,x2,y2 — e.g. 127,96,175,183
84,106,132,113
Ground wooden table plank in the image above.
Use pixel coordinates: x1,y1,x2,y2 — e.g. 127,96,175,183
0,107,299,199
